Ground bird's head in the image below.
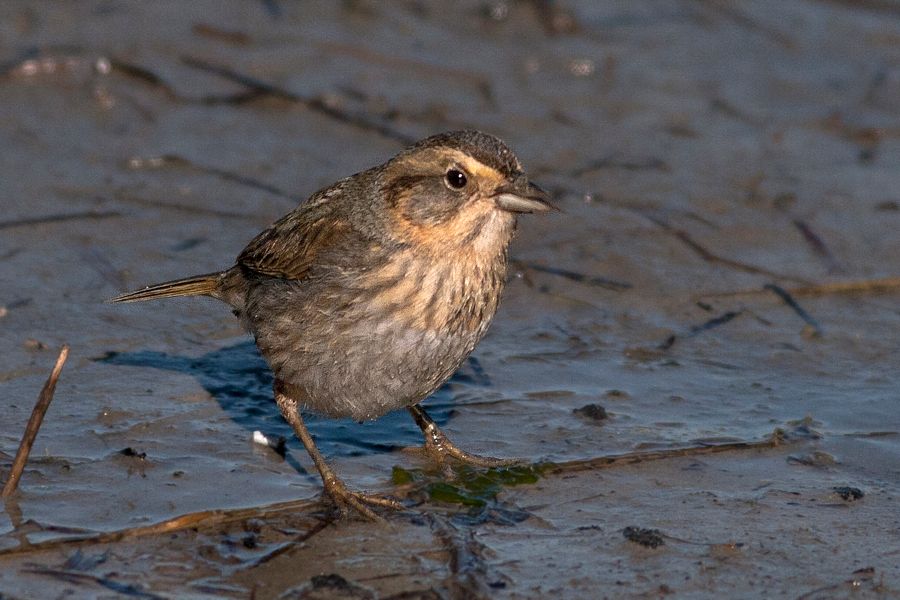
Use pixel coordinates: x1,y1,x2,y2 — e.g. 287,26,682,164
378,130,552,253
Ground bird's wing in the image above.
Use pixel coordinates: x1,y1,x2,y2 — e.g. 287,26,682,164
237,184,351,281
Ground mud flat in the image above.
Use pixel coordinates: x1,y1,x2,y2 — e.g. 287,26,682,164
1,2,899,597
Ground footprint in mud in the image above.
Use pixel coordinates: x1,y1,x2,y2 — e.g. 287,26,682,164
97,340,488,459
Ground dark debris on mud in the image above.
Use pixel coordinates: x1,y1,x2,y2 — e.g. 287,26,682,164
832,486,864,502
622,526,665,549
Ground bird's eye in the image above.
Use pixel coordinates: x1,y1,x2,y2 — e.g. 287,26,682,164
445,169,468,190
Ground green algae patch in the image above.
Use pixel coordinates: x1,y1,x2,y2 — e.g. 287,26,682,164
392,463,547,507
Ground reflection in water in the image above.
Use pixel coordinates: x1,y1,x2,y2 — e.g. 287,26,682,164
99,340,490,458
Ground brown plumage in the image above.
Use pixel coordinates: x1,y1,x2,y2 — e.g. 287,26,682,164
111,130,551,519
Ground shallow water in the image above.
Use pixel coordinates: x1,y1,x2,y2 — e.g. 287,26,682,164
2,1,900,597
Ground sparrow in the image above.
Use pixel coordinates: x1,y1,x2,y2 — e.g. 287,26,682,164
111,130,552,519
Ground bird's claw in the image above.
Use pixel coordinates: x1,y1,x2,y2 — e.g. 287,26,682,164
323,478,403,521
423,425,522,469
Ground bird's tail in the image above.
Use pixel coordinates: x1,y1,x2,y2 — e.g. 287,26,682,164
109,272,221,303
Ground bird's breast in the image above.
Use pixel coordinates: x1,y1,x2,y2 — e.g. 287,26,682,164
358,244,509,337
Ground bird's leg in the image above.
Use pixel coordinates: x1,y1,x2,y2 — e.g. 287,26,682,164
408,404,521,469
274,382,402,521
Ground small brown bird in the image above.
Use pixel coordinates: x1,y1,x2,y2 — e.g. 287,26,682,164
112,130,551,519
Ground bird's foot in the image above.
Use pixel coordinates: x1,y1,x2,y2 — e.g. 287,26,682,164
322,476,403,522
421,422,522,469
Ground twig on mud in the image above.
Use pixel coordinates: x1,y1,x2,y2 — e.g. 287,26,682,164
107,58,181,101
792,219,841,273
640,212,807,283
22,568,165,600
1,429,804,558
658,310,743,350
108,57,261,106
0,497,321,558
0,429,803,564
684,309,743,337
763,284,823,336
106,56,421,143
543,428,790,475
427,514,498,599
699,277,900,299
8,50,441,145
789,278,900,297
0,211,121,231
512,260,632,291
242,517,332,568
2,345,69,498
710,97,761,125
696,0,795,49
180,56,416,144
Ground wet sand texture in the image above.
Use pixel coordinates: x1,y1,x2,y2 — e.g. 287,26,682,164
2,1,900,598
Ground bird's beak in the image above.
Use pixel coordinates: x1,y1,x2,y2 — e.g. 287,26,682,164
493,178,555,214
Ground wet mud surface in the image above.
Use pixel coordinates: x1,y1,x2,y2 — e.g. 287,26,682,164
2,1,900,598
